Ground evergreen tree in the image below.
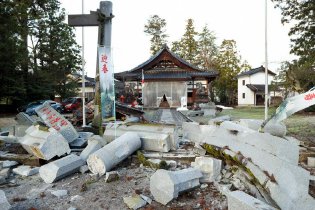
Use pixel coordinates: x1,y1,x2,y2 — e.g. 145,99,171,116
196,24,218,69
144,15,168,55
214,40,243,105
172,19,198,65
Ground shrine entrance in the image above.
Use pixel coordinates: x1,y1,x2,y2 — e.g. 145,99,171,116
159,94,170,108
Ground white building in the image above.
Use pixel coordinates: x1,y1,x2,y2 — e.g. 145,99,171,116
237,66,277,106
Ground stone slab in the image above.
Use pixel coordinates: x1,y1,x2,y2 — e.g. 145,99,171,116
39,154,85,183
228,191,276,210
191,157,222,183
239,119,287,137
182,122,216,144
35,102,79,142
208,115,231,125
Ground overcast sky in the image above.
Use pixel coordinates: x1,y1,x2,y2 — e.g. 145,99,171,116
60,0,295,77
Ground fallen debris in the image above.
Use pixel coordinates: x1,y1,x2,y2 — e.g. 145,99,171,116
105,171,119,182
150,168,203,205
87,132,141,175
51,189,68,198
12,165,39,176
39,154,85,183
123,194,147,210
0,153,42,167
191,156,222,183
228,191,276,210
20,125,71,160
80,139,103,161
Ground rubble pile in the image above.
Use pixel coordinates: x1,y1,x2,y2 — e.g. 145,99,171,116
0,102,314,209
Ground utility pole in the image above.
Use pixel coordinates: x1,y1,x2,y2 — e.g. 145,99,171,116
264,0,269,120
81,0,86,126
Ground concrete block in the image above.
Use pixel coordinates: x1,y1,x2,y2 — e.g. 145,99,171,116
20,125,70,160
182,122,216,144
220,121,299,165
191,157,222,183
123,194,146,210
228,191,276,210
80,139,102,161
150,168,202,205
104,123,178,150
69,137,87,148
35,102,79,142
39,154,85,183
87,132,141,175
307,157,315,167
208,115,231,125
13,165,39,176
0,190,11,210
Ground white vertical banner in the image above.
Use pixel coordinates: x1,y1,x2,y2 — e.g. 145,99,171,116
98,46,115,122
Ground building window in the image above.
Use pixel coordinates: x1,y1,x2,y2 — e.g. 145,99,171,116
242,93,245,99
242,80,245,86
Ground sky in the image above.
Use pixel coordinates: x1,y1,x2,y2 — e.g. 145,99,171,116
60,0,296,77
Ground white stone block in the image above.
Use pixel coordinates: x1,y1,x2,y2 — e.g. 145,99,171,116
51,190,68,198
0,190,11,210
39,154,85,183
13,165,39,176
150,168,202,205
239,119,287,137
123,194,146,210
80,139,102,161
182,122,216,144
20,125,70,160
2,160,19,168
191,157,222,183
87,132,141,175
228,191,276,210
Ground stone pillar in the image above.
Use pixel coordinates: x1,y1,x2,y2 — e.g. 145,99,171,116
150,168,202,205
191,156,222,183
228,191,276,210
87,132,141,175
39,154,85,183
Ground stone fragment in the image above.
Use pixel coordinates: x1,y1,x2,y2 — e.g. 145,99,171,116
193,144,206,155
69,137,87,148
0,190,11,210
140,194,152,204
208,115,231,125
13,165,39,176
104,123,178,150
150,168,202,205
79,165,89,174
2,160,19,168
228,191,276,210
200,183,208,189
80,139,102,161
68,207,77,210
191,156,222,183
39,154,85,183
307,157,315,167
105,171,119,182
35,102,79,142
51,190,68,198
20,125,71,160
123,194,147,210
87,132,141,175
70,195,84,202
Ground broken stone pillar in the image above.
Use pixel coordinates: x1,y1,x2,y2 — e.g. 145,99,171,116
104,123,178,150
80,139,103,161
39,154,85,183
104,129,171,152
13,165,39,176
191,157,222,183
150,168,202,205
35,102,79,142
0,190,11,210
87,132,141,175
182,122,217,143
19,125,71,160
228,191,276,210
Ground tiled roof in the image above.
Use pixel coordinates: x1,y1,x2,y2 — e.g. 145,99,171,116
237,66,276,77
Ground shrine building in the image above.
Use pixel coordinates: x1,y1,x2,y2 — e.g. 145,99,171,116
114,45,218,108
